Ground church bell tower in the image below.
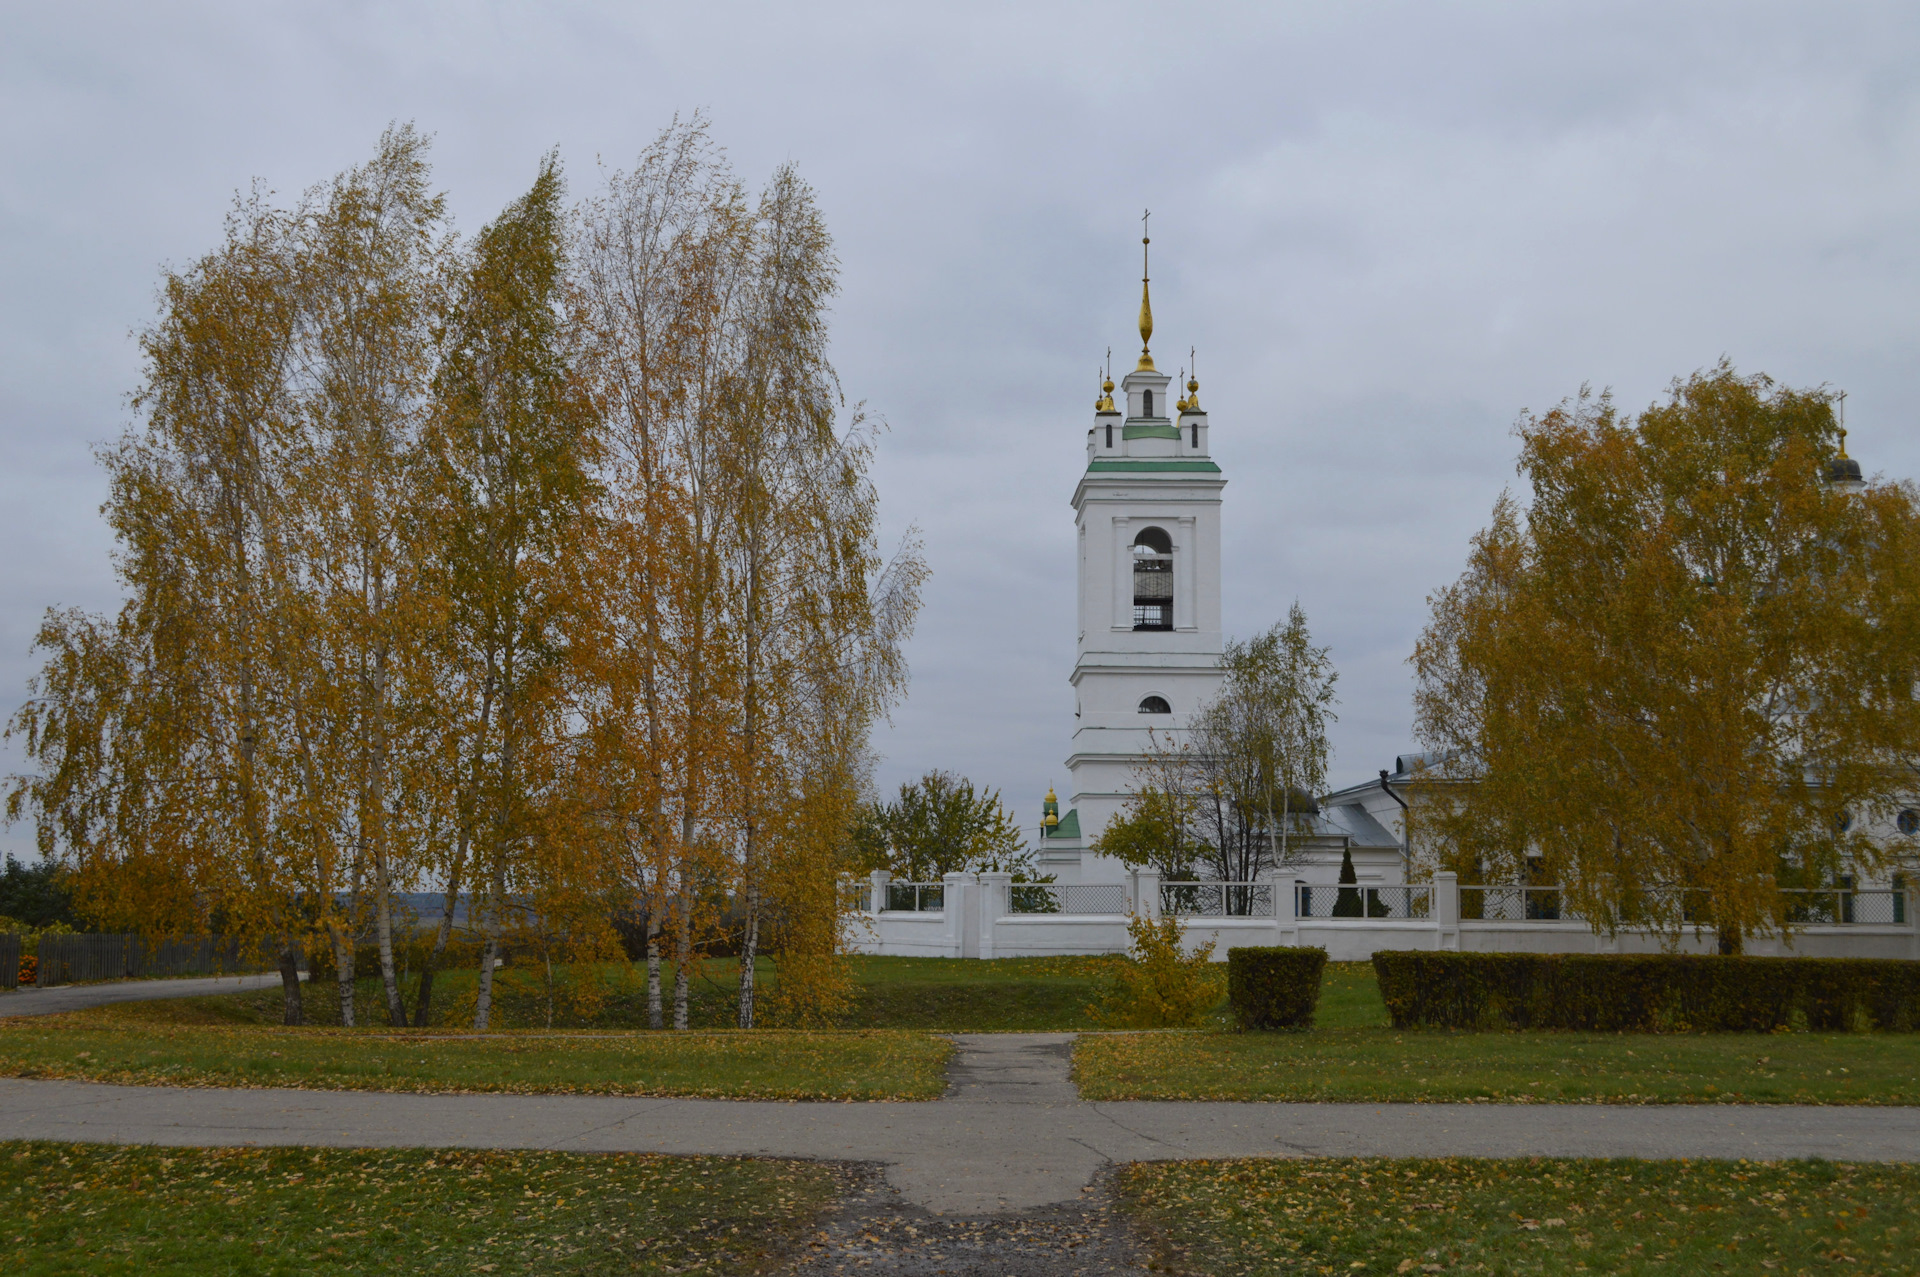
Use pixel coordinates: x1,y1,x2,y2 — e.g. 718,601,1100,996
1040,224,1226,881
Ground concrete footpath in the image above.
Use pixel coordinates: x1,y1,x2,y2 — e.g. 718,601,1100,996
2,1034,1917,1215
0,973,294,1018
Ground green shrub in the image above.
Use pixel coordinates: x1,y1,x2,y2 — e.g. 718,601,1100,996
1226,946,1327,1029
1372,951,1920,1032
1090,914,1225,1028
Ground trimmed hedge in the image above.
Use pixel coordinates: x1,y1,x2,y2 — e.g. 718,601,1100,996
1227,946,1328,1030
1373,950,1920,1033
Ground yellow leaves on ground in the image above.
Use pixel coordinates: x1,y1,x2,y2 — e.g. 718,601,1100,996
3,1142,843,1276
1120,1157,1920,1276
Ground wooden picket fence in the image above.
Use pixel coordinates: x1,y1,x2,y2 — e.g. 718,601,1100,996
0,933,18,990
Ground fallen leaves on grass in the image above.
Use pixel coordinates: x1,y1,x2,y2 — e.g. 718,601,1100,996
1119,1157,1920,1276
2,1142,843,1275
1073,1028,1920,1105
0,1025,952,1100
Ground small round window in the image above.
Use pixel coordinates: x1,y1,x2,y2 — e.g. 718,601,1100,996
1899,809,1919,837
1138,696,1171,714
1836,811,1854,834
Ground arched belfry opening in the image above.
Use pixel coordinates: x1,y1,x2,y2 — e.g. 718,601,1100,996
1131,526,1173,631
1138,695,1171,714
1142,387,1154,418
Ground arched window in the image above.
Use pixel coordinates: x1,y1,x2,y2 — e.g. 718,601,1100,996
1138,695,1171,714
1133,526,1172,553
1131,526,1173,630
1899,809,1919,837
1143,388,1154,417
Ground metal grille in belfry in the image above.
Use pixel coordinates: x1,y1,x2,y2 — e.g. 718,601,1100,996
1133,558,1173,599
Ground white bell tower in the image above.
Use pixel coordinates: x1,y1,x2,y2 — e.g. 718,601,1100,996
1040,225,1226,881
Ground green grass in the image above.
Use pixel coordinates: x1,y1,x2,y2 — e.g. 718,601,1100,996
1119,1157,1919,1275
0,1021,950,1099
0,1142,841,1276
1076,962,1920,1104
838,955,1120,1030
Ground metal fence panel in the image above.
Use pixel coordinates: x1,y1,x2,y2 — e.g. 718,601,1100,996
1161,882,1276,918
884,883,945,912
1779,889,1906,926
1008,882,1129,915
1295,883,1433,919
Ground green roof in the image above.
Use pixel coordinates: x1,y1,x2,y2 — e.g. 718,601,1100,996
1049,808,1081,839
1086,459,1222,475
1122,422,1179,441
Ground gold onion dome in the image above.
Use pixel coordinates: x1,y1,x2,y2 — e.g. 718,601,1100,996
1827,426,1863,487
1185,373,1200,412
1097,374,1117,413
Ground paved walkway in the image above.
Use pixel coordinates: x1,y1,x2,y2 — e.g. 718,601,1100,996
3,1033,1917,1215
0,972,294,1018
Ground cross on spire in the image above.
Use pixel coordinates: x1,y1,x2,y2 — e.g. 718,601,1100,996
1136,208,1154,370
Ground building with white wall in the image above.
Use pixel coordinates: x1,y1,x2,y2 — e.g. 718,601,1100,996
1037,234,1226,883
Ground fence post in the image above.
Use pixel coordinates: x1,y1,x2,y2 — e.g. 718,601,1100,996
869,869,891,914
977,872,1011,959
1136,868,1161,921
1434,871,1460,951
943,872,974,959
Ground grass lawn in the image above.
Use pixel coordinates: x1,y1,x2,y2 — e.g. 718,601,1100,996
39,953,1124,1033
1119,1157,1918,1275
1075,962,1920,1104
0,1020,950,1100
839,955,1120,1030
0,953,1101,1098
0,1142,841,1276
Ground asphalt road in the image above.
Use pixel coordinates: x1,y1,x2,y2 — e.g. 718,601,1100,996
0,972,296,1018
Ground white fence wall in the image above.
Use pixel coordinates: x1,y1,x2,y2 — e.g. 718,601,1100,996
843,870,1920,962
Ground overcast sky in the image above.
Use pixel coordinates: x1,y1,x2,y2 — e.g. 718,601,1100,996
5,2,1919,855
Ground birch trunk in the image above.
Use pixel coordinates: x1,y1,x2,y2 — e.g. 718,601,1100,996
645,917,662,1029
277,940,305,1026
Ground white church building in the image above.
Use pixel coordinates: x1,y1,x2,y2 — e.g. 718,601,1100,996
1032,239,1410,894
846,243,1917,960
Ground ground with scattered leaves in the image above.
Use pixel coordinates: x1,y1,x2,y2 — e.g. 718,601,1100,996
0,1023,951,1099
0,1142,844,1275
1119,1157,1920,1275
784,1164,1150,1275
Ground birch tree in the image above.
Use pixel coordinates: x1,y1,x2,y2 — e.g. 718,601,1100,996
429,155,598,1029
573,115,744,1030
286,124,449,1026
1412,366,1920,953
8,189,320,1021
718,165,927,1028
